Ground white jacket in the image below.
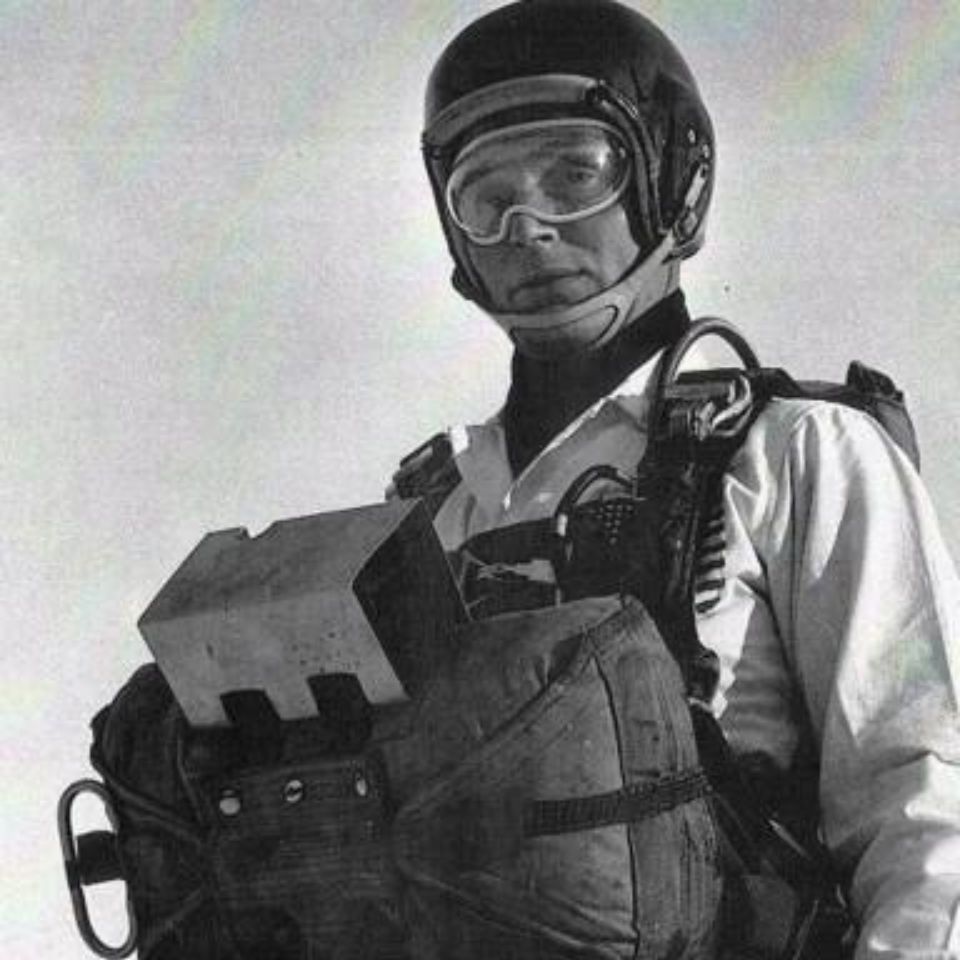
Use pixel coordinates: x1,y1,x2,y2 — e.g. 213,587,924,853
430,350,960,959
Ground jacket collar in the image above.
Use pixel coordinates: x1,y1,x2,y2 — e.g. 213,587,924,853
450,345,667,521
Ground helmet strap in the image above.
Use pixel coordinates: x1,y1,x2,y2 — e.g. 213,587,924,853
484,231,681,361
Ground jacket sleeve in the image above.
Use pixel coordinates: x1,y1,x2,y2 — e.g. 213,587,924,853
761,403,960,959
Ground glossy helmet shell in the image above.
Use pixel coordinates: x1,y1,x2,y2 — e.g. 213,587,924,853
422,0,715,306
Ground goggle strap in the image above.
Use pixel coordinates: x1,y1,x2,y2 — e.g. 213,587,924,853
424,74,598,153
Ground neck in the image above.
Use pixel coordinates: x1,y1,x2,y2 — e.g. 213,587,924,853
503,288,690,475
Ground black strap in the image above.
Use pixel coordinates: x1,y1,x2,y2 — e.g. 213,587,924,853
391,432,462,518
524,768,711,837
635,320,770,700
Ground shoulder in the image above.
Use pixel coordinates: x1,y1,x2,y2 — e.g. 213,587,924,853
724,394,932,575
728,357,919,480
723,396,917,530
742,396,910,475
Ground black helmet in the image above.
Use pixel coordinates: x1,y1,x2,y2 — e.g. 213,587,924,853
423,0,714,325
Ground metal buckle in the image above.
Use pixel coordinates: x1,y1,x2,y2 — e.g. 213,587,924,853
58,779,138,958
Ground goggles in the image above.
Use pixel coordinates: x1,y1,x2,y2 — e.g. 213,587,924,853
445,119,632,246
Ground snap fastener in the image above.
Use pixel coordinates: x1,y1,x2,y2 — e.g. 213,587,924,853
218,788,242,817
354,771,369,798
283,779,305,805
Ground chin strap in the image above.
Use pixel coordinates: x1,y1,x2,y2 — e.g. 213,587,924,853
483,163,709,362
492,236,680,360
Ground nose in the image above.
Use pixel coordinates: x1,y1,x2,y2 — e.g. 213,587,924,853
504,210,558,246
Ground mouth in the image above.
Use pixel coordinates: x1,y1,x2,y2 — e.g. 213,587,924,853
512,269,585,294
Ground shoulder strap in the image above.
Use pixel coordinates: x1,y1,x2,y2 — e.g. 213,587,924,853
644,318,921,692
645,320,858,958
389,432,462,519
654,318,919,468
635,318,767,701
746,363,920,470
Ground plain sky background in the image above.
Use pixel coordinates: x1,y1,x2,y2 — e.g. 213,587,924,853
3,1,959,956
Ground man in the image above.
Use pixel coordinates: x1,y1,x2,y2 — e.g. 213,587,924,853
397,1,960,956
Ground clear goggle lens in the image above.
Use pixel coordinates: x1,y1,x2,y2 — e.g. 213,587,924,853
445,120,631,246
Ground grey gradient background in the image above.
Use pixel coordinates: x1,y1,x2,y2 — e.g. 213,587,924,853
2,2,958,955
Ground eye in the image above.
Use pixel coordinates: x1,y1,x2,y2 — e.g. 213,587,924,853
477,184,515,214
565,166,599,185
548,159,605,198
460,174,507,206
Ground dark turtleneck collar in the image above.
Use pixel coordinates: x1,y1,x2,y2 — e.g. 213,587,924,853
502,289,691,476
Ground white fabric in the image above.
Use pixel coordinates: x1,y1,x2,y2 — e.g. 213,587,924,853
431,350,960,959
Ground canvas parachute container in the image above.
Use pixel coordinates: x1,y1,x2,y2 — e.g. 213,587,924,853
387,595,722,959
62,595,723,959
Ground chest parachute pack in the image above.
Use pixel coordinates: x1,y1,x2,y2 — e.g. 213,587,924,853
60,319,917,960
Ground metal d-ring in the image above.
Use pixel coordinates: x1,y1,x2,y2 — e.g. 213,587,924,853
650,317,762,436
658,317,761,392
58,779,138,958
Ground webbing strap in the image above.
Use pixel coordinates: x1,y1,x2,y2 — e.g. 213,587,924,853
524,768,711,837
90,750,206,849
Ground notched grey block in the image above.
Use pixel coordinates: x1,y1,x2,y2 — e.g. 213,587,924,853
139,499,465,727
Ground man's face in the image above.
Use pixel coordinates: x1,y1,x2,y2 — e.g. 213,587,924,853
445,121,641,313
